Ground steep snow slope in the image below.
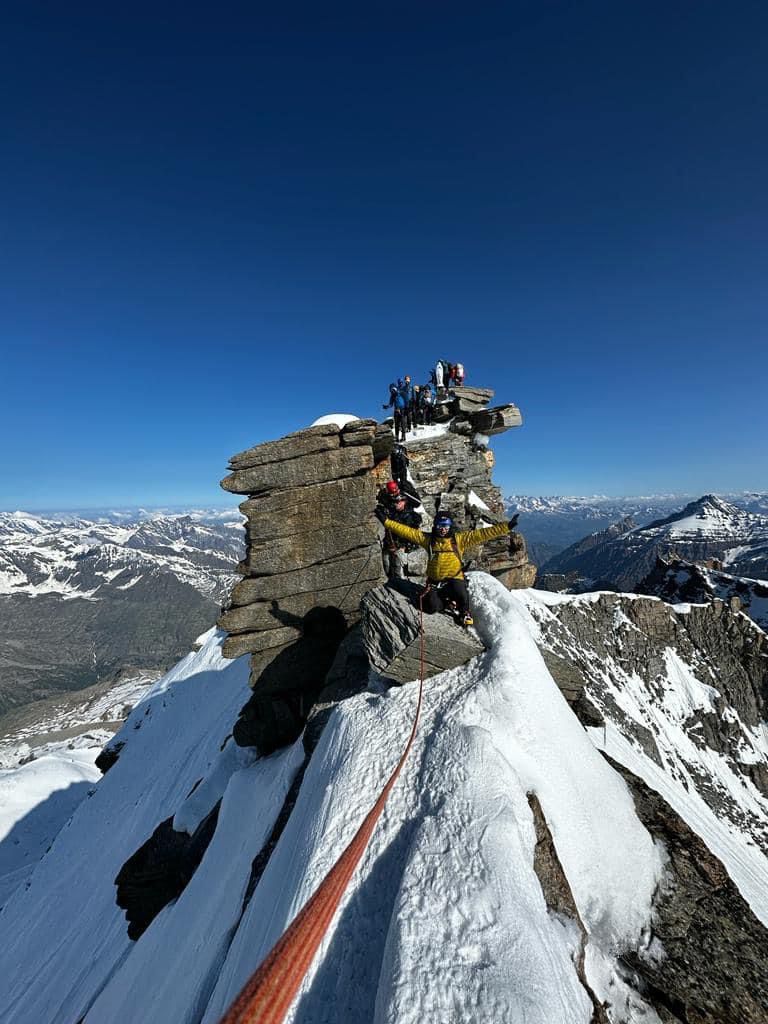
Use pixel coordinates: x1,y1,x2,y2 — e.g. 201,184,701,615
1,580,766,1024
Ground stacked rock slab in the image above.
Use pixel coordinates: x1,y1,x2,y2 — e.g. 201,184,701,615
218,420,391,671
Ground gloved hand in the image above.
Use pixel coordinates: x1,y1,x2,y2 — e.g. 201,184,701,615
508,513,519,531
374,506,388,525
382,404,388,409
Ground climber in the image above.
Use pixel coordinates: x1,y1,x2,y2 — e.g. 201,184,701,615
390,443,409,488
420,382,434,424
455,362,465,386
375,479,423,580
399,375,415,434
383,380,407,442
374,510,519,627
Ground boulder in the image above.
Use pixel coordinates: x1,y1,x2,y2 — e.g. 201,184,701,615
228,424,340,470
448,386,494,414
611,757,768,1024
361,583,484,685
221,446,373,495
469,403,523,435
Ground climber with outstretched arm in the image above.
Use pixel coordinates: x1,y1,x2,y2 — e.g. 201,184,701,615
374,510,519,627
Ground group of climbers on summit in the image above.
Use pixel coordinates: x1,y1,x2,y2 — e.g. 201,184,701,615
383,360,466,442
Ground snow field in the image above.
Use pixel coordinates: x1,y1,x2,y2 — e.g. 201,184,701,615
0,629,253,1024
204,574,664,1024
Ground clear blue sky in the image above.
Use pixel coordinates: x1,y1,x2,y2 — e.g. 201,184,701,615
2,1,766,509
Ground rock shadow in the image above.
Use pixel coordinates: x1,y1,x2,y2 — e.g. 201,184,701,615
0,779,93,908
233,605,348,755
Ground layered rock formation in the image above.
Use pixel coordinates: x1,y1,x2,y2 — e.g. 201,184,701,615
218,389,530,749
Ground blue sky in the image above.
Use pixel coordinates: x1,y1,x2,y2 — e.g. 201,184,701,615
1,1,766,509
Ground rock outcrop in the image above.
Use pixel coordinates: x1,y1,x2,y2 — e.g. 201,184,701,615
218,388,529,750
361,583,484,685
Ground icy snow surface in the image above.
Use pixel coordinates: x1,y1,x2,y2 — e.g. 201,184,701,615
0,629,253,1024
310,413,361,427
203,574,663,1024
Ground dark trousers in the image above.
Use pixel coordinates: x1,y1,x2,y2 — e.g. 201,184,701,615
393,409,407,441
421,578,469,615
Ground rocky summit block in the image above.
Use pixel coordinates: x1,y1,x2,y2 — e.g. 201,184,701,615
228,423,340,470
222,445,373,495
228,548,384,606
449,385,494,413
469,403,523,435
361,582,484,684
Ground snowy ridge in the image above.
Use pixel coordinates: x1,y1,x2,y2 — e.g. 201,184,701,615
0,580,766,1022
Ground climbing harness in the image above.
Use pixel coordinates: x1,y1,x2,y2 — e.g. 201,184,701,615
217,594,428,1024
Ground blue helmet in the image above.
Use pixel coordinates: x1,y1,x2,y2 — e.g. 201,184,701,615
434,515,453,531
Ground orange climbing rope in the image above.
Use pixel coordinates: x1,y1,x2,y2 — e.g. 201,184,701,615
218,590,428,1024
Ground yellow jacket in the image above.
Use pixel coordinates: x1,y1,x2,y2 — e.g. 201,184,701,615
383,519,510,582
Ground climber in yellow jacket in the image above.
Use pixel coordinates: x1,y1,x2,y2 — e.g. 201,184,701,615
374,509,518,627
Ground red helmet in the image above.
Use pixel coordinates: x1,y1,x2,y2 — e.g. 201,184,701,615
385,480,400,495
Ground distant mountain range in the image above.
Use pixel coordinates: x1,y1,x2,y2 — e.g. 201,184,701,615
0,509,243,716
506,492,768,566
539,494,768,593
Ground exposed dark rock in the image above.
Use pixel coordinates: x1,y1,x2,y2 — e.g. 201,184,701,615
361,583,484,684
609,757,768,1024
232,606,348,752
305,624,371,752
535,592,768,812
115,807,220,940
528,795,610,1023
639,554,768,632
94,741,123,775
448,385,495,413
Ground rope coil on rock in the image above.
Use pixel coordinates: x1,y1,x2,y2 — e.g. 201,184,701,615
218,590,427,1024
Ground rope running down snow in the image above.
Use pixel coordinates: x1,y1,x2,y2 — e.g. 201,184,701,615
217,591,428,1024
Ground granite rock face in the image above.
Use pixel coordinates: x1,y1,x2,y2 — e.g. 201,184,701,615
399,422,535,587
614,758,768,1024
219,420,391,673
361,583,484,685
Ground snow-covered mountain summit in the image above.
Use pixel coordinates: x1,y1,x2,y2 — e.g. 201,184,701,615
542,495,768,591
